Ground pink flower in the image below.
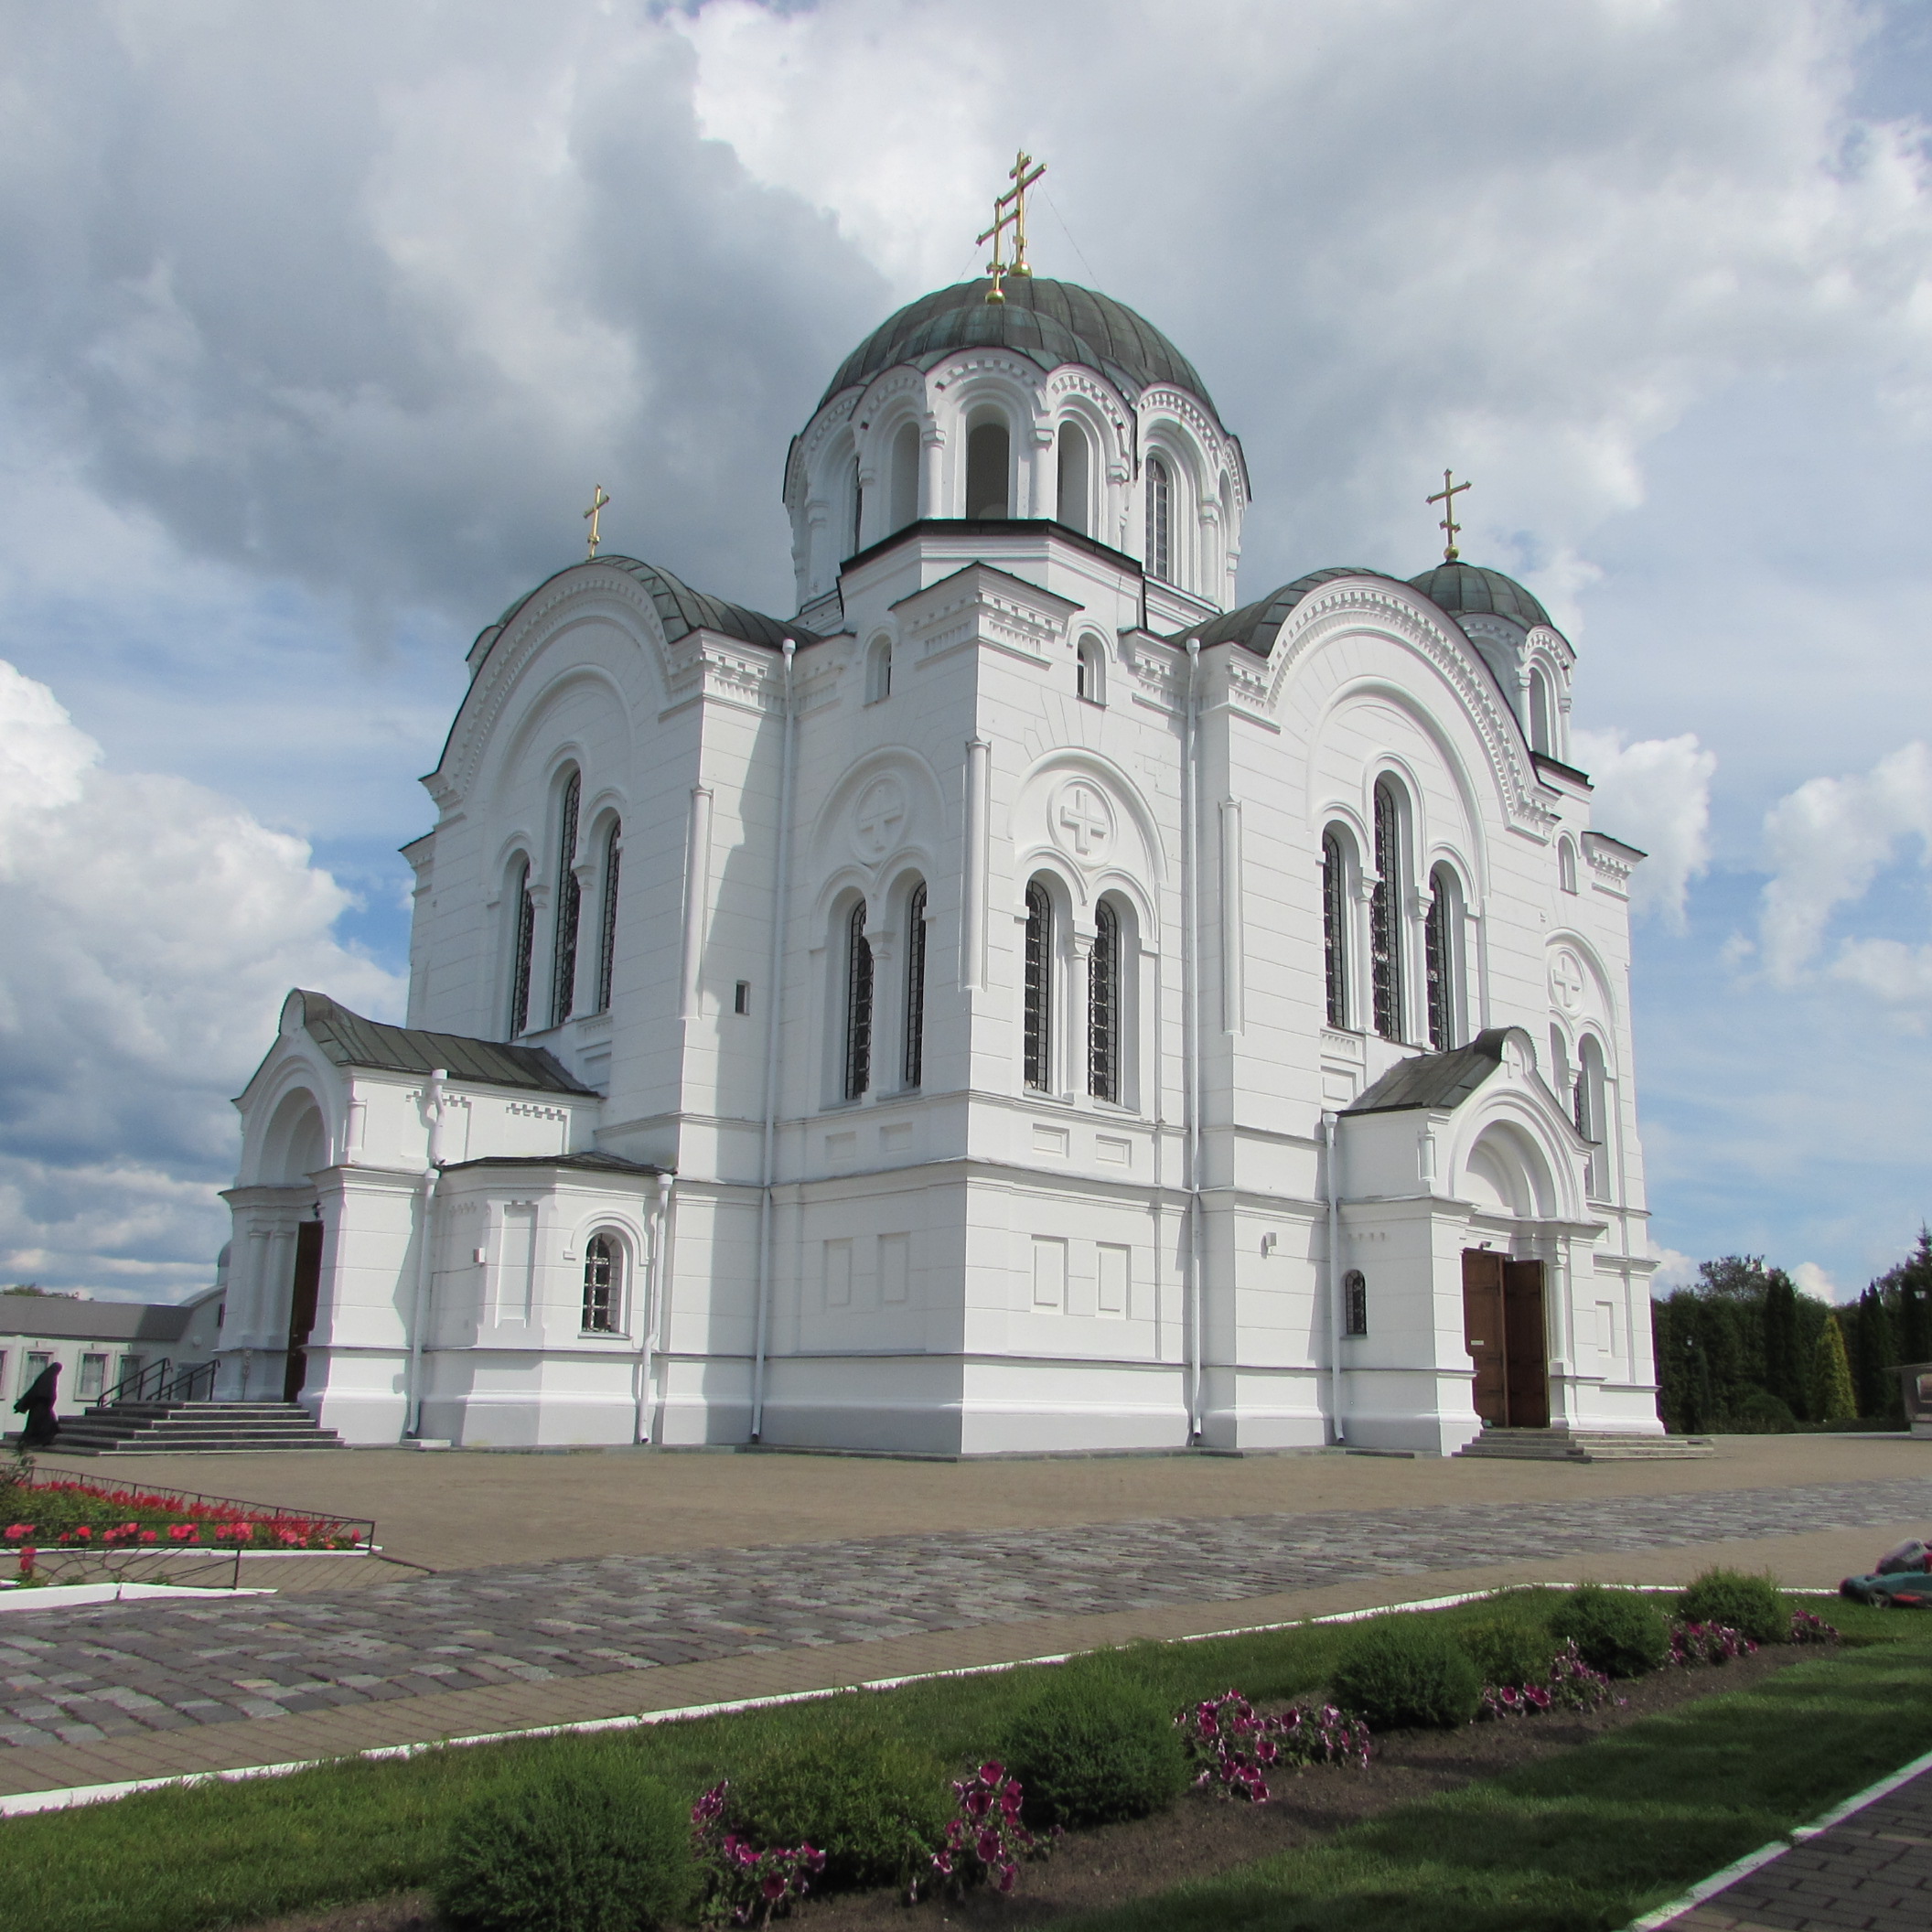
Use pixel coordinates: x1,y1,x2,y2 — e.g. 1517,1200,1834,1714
3,1524,31,1540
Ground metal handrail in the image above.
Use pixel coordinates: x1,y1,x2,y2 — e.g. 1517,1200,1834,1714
91,1358,174,1411
159,1362,217,1403
88,1358,217,1411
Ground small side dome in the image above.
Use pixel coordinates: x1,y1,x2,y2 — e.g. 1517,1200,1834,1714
1408,562,1551,631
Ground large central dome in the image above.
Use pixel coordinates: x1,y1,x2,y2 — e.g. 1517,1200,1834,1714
820,276,1218,420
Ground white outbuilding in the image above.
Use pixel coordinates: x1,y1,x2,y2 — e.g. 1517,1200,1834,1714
220,270,1660,1455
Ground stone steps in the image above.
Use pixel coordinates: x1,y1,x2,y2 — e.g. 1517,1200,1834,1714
37,1400,346,1455
1456,1427,1714,1463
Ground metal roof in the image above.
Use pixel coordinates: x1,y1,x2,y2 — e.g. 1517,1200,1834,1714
1406,562,1551,630
0,1299,191,1343
1343,1028,1519,1116
493,557,821,654
289,991,598,1096
1182,567,1408,657
441,1152,666,1176
821,278,1219,420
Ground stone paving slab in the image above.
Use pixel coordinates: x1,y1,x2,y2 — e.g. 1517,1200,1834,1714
2,1475,1927,1758
1662,1766,1932,1930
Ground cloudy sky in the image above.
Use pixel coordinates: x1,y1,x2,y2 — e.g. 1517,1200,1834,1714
2,0,1929,1304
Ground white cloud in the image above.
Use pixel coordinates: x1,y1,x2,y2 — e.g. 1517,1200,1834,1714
1572,729,1715,929
0,660,402,1294
1649,1245,1701,1293
1791,1261,1845,1302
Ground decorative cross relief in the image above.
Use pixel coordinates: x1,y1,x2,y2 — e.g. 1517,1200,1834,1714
1549,950,1586,1014
1053,781,1113,862
852,776,907,861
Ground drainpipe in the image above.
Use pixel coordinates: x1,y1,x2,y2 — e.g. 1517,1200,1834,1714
751,639,798,1443
1324,1110,1346,1444
404,1068,446,1439
636,1170,672,1444
1184,638,1204,1445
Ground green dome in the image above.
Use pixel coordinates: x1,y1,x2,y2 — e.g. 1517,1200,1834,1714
820,277,1218,419
1408,562,1551,630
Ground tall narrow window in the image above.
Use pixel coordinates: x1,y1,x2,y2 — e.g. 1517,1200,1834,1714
1578,1036,1609,1198
1370,780,1403,1041
595,819,621,1013
903,882,928,1089
1089,899,1121,1103
1529,666,1553,756
1024,882,1052,1093
1425,867,1454,1050
1558,836,1579,895
1144,456,1172,581
843,901,873,1100
582,1233,620,1333
1344,1269,1368,1336
551,770,581,1027
890,423,920,531
1076,636,1105,704
865,637,892,703
509,860,535,1038
1056,423,1089,533
966,419,1010,519
1322,831,1347,1028
850,456,864,555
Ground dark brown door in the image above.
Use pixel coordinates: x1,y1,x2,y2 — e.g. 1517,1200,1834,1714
1502,1259,1551,1428
1462,1250,1508,1425
284,1219,323,1402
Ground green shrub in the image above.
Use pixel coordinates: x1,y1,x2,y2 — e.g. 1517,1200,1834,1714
1727,1388,1798,1433
1678,1568,1787,1645
1331,1617,1482,1730
437,1757,697,1932
726,1728,950,1892
1551,1585,1670,1678
999,1663,1190,1829
1455,1615,1556,1690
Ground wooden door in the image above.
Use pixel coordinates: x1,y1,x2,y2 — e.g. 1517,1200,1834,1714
1502,1259,1551,1428
284,1219,323,1402
1461,1250,1508,1425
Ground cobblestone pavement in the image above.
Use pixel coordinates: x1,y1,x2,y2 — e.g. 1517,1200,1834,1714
2,1476,1926,1752
1663,1764,1932,1930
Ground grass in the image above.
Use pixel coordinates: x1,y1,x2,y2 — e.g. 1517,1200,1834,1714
0,1589,1919,1932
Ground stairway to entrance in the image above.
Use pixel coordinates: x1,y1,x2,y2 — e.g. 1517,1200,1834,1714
1456,1426,1714,1463
39,1401,347,1455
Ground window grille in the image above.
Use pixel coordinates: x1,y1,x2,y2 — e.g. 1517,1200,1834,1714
1425,869,1454,1050
509,862,535,1037
903,883,927,1089
551,769,581,1027
1322,831,1347,1028
1089,900,1121,1102
1145,456,1171,581
1371,781,1403,1041
843,901,873,1100
78,1353,107,1401
1344,1269,1368,1337
595,820,621,1013
1024,882,1052,1092
582,1234,619,1333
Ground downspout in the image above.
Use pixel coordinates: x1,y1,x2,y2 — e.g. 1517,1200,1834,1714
405,1068,447,1440
1324,1110,1346,1444
751,639,798,1443
635,1170,672,1444
1184,638,1204,1444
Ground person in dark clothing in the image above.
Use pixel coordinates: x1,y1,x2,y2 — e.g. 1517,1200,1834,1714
13,1362,59,1447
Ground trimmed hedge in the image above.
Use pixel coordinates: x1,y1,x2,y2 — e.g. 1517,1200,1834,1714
1455,1615,1558,1690
1000,1664,1190,1829
1679,1568,1787,1645
1332,1617,1481,1730
1551,1584,1670,1678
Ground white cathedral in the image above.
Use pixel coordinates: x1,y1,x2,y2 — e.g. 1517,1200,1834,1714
217,250,1663,1456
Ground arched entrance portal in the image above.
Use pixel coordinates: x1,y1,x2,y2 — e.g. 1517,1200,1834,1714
1460,1124,1555,1429
254,1088,328,1404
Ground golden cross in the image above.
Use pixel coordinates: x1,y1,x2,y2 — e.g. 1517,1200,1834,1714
1426,468,1471,562
583,483,610,559
977,149,1046,306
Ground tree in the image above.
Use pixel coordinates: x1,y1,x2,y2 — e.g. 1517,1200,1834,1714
1762,1269,1805,1417
1850,1286,1897,1421
1886,1229,1932,1367
1810,1316,1858,1424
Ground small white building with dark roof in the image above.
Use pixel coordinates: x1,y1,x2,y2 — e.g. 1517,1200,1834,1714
219,267,1661,1454
2,1290,221,1420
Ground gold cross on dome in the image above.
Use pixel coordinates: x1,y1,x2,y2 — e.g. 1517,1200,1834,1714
583,483,610,559
1426,468,1471,562
978,149,1046,306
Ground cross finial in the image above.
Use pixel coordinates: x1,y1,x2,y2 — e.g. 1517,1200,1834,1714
1426,467,1471,562
977,149,1046,306
583,483,610,559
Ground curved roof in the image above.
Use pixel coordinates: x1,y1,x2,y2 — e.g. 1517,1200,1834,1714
287,990,598,1096
1184,567,1408,657
1407,562,1551,631
820,277,1218,420
493,556,818,654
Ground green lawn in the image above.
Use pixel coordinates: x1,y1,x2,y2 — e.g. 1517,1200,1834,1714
0,1591,1921,1932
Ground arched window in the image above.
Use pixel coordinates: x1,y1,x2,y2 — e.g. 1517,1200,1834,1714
1370,779,1405,1042
509,859,535,1038
595,819,621,1014
1558,835,1579,895
1577,1034,1610,1199
1425,865,1458,1051
1056,423,1090,533
843,900,873,1100
582,1232,621,1334
1528,666,1553,756
1076,635,1105,704
1023,881,1052,1093
1343,1268,1368,1337
849,455,864,556
1322,830,1348,1029
865,636,893,703
1089,899,1122,1102
1145,455,1172,582
550,769,581,1027
903,882,928,1089
889,422,920,532
965,417,1010,519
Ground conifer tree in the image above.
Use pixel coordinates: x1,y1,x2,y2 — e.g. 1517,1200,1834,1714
1763,1268,1804,1416
1893,1229,1932,1366
1852,1285,1897,1420
1810,1316,1857,1424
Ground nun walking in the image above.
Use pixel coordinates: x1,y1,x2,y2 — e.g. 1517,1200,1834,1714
13,1361,60,1448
